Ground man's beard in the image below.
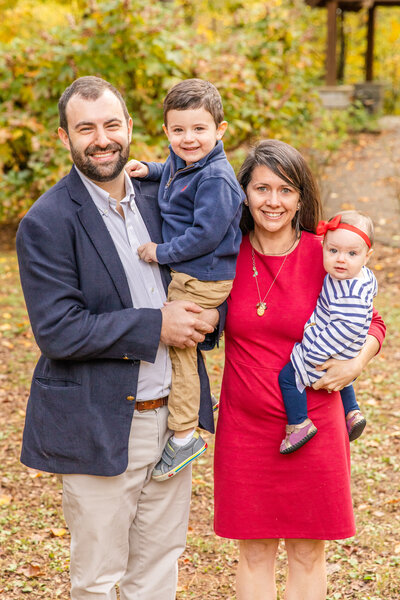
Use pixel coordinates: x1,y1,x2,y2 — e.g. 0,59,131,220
70,141,130,182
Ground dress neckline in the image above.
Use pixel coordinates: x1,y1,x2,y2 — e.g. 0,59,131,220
248,231,303,259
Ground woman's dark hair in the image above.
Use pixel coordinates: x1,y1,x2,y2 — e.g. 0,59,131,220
238,139,321,235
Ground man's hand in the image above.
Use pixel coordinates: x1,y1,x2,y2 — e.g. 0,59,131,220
312,356,363,392
125,159,149,178
138,242,158,263
160,300,214,348
198,308,219,330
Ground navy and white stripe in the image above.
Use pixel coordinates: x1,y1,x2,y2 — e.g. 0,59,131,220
291,266,377,388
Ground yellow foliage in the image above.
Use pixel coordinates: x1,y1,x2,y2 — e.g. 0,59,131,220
0,494,12,506
0,0,79,43
50,528,68,537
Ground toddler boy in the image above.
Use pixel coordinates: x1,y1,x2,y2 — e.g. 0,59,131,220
126,79,243,480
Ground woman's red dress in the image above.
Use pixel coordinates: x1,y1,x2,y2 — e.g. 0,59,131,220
214,232,385,540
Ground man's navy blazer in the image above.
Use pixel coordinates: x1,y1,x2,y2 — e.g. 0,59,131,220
17,166,221,476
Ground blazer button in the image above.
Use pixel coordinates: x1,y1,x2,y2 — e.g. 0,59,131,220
123,354,129,360
126,395,135,402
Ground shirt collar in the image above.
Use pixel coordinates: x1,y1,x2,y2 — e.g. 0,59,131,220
76,168,136,215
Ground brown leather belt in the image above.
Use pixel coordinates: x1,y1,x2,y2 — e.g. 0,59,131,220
135,396,168,412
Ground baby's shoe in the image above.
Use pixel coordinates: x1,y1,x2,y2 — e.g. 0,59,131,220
152,431,207,481
346,410,367,442
280,418,317,454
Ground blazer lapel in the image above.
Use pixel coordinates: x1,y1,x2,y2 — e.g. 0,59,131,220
133,180,171,293
133,187,163,244
66,168,133,308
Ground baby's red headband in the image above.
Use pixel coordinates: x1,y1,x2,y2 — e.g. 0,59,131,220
316,214,372,248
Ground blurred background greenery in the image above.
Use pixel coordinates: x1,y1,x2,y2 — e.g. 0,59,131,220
0,0,399,222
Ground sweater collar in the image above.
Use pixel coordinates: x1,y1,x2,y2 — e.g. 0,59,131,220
169,139,225,173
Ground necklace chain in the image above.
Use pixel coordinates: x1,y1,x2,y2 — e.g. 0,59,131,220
252,249,288,316
251,232,299,256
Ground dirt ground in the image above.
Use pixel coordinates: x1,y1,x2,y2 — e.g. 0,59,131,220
0,121,399,599
319,116,400,247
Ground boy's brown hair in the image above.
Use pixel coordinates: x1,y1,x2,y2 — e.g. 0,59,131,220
163,79,224,127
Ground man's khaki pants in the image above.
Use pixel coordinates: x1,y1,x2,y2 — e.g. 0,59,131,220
62,406,192,600
167,271,233,431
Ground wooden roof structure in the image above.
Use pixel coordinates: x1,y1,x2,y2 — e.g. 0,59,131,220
305,1,400,85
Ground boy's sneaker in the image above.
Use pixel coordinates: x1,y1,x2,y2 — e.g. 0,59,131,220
152,431,207,481
346,410,367,442
280,418,317,454
211,394,219,413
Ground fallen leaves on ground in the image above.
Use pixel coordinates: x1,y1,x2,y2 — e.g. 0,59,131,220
0,235,399,599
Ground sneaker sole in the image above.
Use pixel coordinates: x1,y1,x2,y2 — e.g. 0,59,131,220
280,428,318,455
348,418,366,442
152,442,208,482
211,394,219,413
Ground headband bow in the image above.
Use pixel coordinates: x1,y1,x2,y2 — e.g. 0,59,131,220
316,215,371,248
316,215,341,236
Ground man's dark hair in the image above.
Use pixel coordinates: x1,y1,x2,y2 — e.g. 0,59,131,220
163,79,224,127
58,76,130,132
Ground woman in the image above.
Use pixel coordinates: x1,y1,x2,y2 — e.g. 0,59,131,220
213,140,385,600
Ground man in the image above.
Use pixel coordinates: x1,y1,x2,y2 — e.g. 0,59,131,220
16,76,222,600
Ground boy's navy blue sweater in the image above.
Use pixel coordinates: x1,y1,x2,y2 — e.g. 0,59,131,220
144,141,243,281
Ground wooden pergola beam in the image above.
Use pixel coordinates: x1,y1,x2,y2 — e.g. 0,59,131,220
306,0,400,85
366,6,376,80
306,1,400,8
326,0,338,85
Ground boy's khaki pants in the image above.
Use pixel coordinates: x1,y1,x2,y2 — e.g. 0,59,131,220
167,271,233,431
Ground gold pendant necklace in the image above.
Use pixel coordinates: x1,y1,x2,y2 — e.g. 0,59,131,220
252,248,288,316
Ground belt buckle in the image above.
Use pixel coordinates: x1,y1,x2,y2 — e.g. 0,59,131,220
136,396,168,412
137,399,157,412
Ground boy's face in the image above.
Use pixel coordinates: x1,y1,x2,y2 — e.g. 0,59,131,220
322,228,373,280
163,107,227,166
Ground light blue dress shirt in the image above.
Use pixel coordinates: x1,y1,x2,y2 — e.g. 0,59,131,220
77,169,171,401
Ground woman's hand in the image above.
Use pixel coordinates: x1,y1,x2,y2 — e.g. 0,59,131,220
312,334,380,392
312,356,363,392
